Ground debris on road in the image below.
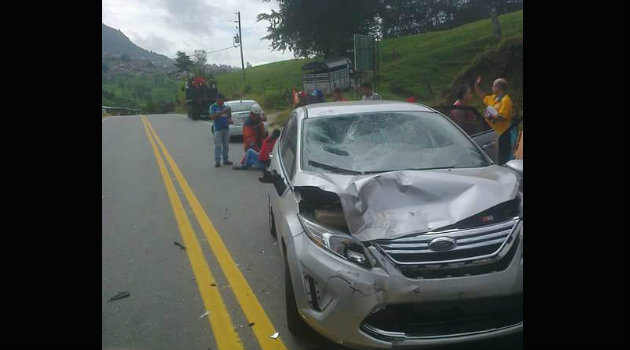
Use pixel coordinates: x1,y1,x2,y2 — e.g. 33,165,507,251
270,332,279,339
272,242,278,246
107,291,130,302
260,250,265,254
199,310,210,319
248,322,255,327
174,242,186,250
210,283,217,287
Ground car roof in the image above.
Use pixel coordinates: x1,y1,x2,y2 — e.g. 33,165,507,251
226,100,257,104
302,100,435,118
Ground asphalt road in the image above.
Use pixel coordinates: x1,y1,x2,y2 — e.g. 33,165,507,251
102,114,522,350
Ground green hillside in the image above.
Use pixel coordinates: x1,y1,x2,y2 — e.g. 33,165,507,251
102,23,172,65
216,58,318,110
378,10,522,108
215,10,522,113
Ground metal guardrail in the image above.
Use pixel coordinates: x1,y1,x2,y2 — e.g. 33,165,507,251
102,106,141,116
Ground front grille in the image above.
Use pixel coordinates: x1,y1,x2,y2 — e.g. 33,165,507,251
398,235,520,278
361,294,523,340
374,219,519,265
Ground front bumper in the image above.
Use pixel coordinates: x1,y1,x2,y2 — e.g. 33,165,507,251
286,224,523,349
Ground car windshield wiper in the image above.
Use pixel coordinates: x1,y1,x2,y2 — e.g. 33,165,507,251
402,166,456,171
307,160,363,175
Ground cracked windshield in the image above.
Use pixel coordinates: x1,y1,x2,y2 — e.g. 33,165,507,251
102,0,523,349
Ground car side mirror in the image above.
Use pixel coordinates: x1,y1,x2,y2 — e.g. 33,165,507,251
505,160,523,175
259,170,288,195
258,169,276,183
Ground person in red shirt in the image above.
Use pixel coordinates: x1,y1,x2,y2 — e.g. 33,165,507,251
333,87,348,102
233,129,281,170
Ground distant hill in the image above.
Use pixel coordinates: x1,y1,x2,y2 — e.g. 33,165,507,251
102,23,172,65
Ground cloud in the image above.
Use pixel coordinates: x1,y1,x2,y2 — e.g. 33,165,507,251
157,0,219,35
102,0,294,67
132,34,176,56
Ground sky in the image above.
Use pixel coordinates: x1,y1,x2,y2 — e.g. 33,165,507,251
102,0,295,67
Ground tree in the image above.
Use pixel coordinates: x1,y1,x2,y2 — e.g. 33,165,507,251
193,50,207,74
174,51,193,73
258,0,379,58
117,78,126,98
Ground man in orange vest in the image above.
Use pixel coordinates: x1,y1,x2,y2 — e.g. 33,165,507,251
242,104,265,152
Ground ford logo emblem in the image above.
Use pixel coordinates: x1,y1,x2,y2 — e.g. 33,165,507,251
428,237,457,252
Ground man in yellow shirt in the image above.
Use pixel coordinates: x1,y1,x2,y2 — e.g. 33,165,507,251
475,76,514,164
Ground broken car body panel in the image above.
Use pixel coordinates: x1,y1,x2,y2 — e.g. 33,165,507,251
293,165,520,241
266,101,523,349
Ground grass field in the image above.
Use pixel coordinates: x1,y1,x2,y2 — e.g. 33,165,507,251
216,10,523,122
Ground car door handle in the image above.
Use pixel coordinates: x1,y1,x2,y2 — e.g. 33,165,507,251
482,141,497,149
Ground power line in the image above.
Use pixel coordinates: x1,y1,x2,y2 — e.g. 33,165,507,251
207,46,237,54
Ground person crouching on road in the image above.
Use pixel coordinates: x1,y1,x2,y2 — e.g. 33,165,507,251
242,104,266,153
233,129,281,170
475,76,514,165
209,94,233,168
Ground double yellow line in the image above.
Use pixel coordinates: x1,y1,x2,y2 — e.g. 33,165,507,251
140,115,287,350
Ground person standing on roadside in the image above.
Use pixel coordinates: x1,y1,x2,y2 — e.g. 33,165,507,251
514,130,523,160
333,87,348,102
451,84,476,123
475,76,514,164
361,82,381,100
208,94,233,167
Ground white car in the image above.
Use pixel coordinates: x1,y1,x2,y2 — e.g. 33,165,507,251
261,101,523,349
214,100,268,139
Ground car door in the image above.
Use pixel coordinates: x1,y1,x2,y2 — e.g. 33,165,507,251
268,113,299,241
433,105,499,163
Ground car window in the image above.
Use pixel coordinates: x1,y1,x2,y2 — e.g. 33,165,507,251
227,101,256,113
434,105,492,136
280,114,298,179
302,111,490,174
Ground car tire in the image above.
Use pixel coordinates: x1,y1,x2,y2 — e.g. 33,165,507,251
285,260,309,336
269,197,277,238
211,125,214,135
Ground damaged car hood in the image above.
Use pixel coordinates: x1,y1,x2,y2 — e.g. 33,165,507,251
293,165,520,241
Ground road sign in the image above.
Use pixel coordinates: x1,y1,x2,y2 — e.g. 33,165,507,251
353,34,375,72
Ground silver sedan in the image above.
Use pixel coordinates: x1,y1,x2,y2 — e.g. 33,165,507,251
261,101,523,349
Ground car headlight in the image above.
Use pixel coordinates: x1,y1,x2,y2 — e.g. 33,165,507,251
298,214,372,268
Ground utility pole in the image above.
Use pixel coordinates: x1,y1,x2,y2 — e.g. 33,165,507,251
236,11,245,86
